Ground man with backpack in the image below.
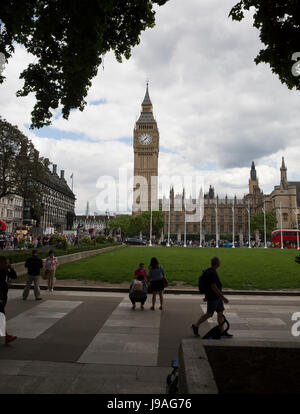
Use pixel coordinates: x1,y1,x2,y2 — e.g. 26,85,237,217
191,256,233,338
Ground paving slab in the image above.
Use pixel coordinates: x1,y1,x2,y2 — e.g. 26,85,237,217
6,300,82,339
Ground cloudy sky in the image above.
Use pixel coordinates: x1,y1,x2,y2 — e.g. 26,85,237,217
1,0,300,214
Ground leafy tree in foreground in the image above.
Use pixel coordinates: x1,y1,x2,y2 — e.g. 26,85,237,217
0,0,169,128
250,210,277,237
230,1,300,91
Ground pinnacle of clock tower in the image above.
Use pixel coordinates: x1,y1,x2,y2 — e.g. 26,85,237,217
137,83,155,123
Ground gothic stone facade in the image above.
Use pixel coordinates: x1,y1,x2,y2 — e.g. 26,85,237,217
133,86,300,239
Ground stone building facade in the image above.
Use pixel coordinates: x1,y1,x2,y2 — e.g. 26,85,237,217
74,214,115,233
0,195,23,233
266,157,300,230
39,164,76,232
159,162,264,241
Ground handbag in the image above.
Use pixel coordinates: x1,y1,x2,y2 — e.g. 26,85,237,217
163,277,169,288
42,269,50,280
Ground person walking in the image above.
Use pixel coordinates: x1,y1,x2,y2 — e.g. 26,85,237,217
33,237,38,249
23,250,43,301
148,257,166,311
191,256,233,338
0,257,18,344
45,250,58,292
134,263,147,280
129,274,148,310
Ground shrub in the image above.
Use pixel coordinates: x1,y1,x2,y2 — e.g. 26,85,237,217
95,235,106,244
50,235,68,250
79,236,93,246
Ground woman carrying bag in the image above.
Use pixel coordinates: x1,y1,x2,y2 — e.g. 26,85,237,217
148,257,168,311
45,250,58,292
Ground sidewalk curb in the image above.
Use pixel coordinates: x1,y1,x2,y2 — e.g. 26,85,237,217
10,284,300,296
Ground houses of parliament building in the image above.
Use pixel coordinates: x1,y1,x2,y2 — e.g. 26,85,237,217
133,84,300,240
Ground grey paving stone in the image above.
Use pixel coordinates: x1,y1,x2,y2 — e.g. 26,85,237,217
79,351,158,366
79,364,138,378
136,366,171,382
230,329,294,340
32,376,74,394
66,377,106,394
0,374,42,394
20,360,84,378
246,317,286,326
6,300,82,339
118,381,166,394
124,342,157,354
0,360,31,375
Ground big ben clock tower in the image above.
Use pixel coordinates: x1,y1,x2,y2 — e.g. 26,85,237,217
133,83,159,213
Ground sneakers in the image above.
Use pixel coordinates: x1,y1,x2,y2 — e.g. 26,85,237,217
221,331,233,338
192,324,200,337
35,297,42,301
5,334,17,345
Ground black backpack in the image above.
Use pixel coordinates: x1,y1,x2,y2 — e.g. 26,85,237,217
198,269,209,293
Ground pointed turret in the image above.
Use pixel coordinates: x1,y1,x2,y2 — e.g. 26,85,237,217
280,157,288,189
250,161,257,181
249,160,259,194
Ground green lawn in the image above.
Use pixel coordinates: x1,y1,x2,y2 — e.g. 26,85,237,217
55,246,300,290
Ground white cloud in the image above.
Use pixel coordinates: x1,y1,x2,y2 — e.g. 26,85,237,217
1,0,300,214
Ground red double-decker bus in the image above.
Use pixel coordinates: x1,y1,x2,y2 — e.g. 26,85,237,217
271,229,300,248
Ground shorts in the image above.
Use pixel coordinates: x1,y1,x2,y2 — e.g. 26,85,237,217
207,297,224,315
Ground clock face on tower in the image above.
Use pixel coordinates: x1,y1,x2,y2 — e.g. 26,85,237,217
139,133,152,145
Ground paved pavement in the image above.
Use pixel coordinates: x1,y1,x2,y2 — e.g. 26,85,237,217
0,289,300,394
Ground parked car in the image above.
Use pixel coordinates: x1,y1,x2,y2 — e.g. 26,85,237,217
124,238,146,246
223,242,233,248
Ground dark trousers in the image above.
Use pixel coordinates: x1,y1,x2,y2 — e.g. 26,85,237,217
0,292,7,314
129,293,147,305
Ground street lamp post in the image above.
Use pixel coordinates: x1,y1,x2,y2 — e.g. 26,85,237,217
295,209,299,250
167,196,170,247
149,201,153,247
279,201,283,250
199,197,203,248
184,209,187,247
232,202,235,248
247,200,251,249
263,200,267,249
215,203,219,248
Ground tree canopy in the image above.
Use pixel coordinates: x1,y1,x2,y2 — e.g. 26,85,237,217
0,0,169,128
250,210,277,237
230,1,300,91
0,117,48,221
108,210,164,238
